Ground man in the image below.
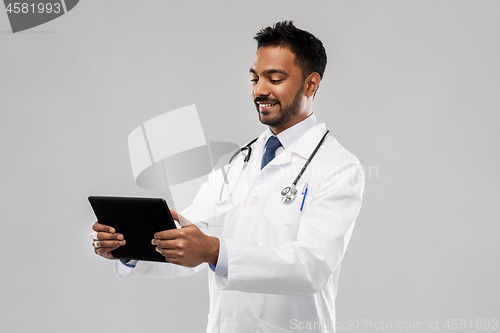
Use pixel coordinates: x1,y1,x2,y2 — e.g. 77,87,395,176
92,21,364,332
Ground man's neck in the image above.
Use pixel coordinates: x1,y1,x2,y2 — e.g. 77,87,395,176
270,111,313,135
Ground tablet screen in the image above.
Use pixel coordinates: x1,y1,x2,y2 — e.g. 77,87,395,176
89,196,176,262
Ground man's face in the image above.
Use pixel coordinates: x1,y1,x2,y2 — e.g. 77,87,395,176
250,46,308,134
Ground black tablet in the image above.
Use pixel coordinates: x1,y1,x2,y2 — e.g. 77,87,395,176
88,196,177,263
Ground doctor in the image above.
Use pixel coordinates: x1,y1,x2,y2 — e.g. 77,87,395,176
92,21,364,332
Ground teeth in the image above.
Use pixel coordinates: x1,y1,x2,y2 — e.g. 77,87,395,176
260,103,276,107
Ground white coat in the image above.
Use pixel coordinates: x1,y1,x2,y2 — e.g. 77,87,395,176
114,123,364,333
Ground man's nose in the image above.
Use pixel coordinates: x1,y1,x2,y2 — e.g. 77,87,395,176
252,80,270,97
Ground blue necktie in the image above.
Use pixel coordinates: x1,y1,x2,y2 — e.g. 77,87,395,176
261,136,282,169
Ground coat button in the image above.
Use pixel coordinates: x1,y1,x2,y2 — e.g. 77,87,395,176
249,197,258,206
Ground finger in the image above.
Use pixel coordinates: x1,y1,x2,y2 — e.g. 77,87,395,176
153,239,176,249
156,248,180,257
96,232,124,241
93,239,126,248
156,248,183,265
92,221,116,234
162,255,177,264
94,246,118,259
154,229,180,240
169,209,178,222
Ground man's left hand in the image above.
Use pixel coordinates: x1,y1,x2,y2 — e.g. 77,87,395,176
152,223,219,268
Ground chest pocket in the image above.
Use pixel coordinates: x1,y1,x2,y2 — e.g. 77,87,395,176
257,181,315,247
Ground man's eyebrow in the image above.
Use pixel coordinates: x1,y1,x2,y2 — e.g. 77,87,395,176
249,68,288,76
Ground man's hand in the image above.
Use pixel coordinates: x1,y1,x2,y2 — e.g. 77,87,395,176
91,222,126,260
152,211,219,267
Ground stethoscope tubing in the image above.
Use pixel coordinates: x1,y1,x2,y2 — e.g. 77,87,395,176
219,130,329,204
290,130,329,188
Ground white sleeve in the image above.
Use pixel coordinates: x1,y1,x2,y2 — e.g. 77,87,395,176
214,163,364,296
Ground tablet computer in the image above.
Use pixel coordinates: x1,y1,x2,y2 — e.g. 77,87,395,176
88,196,177,263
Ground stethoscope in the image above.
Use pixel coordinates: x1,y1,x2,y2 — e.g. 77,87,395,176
217,130,329,205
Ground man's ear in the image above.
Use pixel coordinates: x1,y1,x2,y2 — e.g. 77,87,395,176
305,72,321,98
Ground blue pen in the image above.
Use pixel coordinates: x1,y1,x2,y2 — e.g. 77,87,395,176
300,183,308,211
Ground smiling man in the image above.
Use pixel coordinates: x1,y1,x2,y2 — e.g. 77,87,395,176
251,29,322,135
92,21,364,332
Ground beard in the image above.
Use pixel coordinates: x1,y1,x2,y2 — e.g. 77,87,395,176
255,83,304,129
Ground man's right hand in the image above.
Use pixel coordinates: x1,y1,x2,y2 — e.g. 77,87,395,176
91,221,126,260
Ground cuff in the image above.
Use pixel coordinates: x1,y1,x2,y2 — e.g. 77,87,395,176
209,238,228,278
120,259,138,268
114,259,137,278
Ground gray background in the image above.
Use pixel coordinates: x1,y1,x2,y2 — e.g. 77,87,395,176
1,1,499,332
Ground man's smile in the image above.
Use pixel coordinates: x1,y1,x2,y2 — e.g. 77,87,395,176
255,100,280,112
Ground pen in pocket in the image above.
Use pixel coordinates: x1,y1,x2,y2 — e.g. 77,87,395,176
300,183,308,211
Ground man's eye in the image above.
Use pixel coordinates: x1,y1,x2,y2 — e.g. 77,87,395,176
270,79,283,84
250,78,258,83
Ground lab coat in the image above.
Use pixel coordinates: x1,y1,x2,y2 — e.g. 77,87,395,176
114,123,364,333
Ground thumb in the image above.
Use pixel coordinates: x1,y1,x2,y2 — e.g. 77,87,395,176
169,208,179,222
177,213,193,227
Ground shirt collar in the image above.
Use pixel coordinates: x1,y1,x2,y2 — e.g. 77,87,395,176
263,113,318,150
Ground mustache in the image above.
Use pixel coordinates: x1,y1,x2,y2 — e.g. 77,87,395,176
254,97,280,104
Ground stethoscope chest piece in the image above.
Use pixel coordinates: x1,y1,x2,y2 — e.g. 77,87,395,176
281,185,298,203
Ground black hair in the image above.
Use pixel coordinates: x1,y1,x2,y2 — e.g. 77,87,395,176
254,21,327,79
